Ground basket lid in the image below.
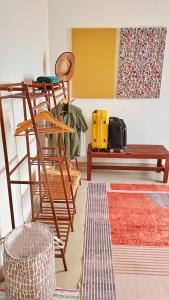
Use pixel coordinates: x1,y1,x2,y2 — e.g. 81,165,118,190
4,223,54,260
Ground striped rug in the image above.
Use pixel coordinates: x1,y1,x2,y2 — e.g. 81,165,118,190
112,245,169,276
82,183,116,300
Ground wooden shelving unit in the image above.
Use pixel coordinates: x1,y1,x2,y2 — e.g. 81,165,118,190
0,81,81,271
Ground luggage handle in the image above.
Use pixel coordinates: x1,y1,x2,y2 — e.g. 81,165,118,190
109,117,120,121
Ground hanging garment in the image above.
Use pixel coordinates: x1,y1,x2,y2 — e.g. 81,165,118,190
48,103,88,160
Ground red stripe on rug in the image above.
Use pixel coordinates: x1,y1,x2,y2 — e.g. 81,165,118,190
108,191,169,246
110,183,169,191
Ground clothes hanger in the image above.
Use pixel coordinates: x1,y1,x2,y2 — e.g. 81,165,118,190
59,97,69,114
60,97,68,105
15,110,74,136
59,97,75,104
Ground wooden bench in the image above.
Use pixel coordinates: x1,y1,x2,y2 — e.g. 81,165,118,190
87,144,169,183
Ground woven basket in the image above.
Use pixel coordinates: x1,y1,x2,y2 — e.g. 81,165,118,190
4,223,56,300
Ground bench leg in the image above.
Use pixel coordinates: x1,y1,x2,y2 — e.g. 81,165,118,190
87,152,92,181
157,159,162,172
163,158,169,183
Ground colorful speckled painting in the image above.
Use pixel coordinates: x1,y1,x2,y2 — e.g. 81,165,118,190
117,27,167,99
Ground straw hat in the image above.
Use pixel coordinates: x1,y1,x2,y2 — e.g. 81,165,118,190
55,52,75,81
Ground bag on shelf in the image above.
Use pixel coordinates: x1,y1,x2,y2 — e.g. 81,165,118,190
36,76,60,84
108,117,127,152
92,110,109,151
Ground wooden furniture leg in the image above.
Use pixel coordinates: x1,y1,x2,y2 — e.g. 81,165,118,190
157,159,163,172
163,157,169,183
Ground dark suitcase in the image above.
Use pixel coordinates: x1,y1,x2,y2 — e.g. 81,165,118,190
108,117,127,152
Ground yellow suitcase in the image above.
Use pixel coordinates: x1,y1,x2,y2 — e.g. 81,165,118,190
92,110,109,149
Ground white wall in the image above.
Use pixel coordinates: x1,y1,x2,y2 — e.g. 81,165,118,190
48,0,169,161
0,0,49,237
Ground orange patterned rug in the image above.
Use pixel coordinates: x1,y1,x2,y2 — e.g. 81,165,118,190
108,184,169,246
110,183,169,192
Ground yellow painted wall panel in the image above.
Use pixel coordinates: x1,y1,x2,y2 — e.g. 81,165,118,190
72,28,117,98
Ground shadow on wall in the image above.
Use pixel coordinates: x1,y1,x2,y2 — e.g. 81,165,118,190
43,50,48,75
0,156,18,175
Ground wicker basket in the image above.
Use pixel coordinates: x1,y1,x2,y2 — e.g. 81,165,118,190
4,222,56,300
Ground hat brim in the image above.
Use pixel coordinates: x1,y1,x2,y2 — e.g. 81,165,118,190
55,52,75,81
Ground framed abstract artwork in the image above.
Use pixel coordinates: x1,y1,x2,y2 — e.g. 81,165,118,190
72,27,167,99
